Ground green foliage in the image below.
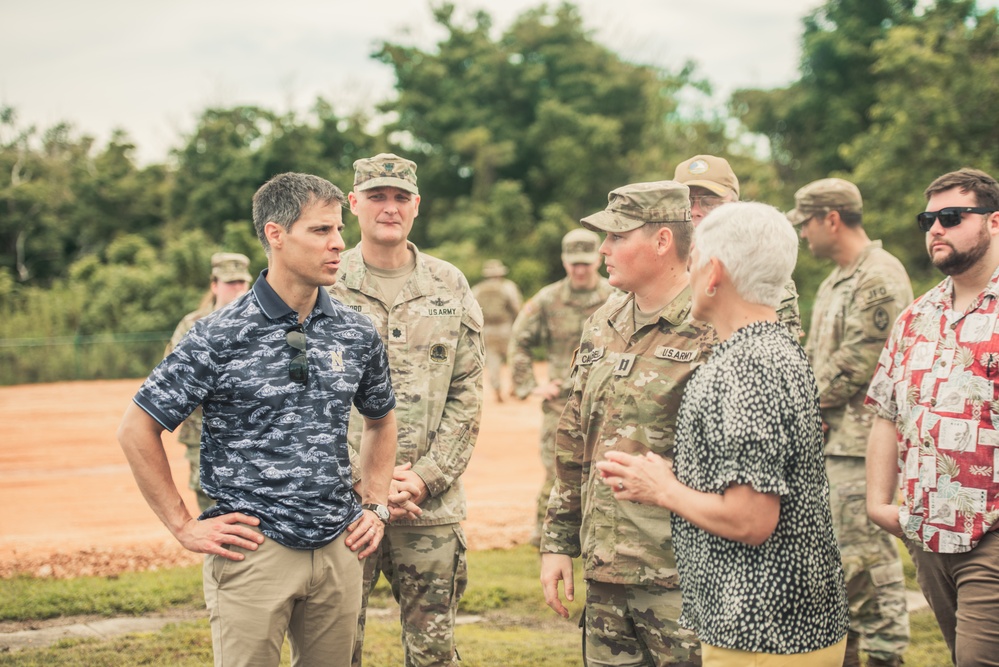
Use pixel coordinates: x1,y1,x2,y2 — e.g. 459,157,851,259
733,0,917,182
373,1,701,287
0,568,203,621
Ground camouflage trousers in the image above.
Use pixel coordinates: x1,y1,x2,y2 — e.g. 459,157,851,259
353,523,468,667
482,334,509,392
534,400,563,538
182,444,213,513
826,456,909,662
584,580,701,666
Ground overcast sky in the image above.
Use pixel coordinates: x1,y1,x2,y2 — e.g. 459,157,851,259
1,1,980,165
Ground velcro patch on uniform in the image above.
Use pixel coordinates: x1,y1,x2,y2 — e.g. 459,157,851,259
579,346,605,365
613,353,636,376
860,284,894,308
389,324,407,343
429,343,450,364
343,304,369,314
425,306,460,316
654,346,699,362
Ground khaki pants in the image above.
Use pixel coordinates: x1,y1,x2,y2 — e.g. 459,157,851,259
701,637,846,666
907,530,999,666
203,528,362,667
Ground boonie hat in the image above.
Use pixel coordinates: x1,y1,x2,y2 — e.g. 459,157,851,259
674,155,740,199
581,181,691,233
353,153,419,195
561,229,601,264
211,252,252,283
481,259,508,278
786,178,863,226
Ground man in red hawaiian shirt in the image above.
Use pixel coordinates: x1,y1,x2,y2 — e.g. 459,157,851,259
866,168,999,666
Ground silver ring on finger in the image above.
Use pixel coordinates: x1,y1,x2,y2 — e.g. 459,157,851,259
617,481,625,491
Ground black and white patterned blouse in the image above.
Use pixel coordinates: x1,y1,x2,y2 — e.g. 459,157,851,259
671,321,848,653
135,271,396,550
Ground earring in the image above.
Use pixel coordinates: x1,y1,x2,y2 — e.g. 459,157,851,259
705,285,717,297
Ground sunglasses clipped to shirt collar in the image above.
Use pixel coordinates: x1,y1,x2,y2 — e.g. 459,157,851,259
916,207,995,232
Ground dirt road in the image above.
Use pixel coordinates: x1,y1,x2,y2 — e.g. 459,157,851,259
0,374,545,578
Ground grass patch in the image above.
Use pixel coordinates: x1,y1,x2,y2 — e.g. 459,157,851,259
0,568,203,621
1,544,948,666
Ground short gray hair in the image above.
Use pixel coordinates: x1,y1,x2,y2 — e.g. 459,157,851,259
692,202,798,308
252,173,346,253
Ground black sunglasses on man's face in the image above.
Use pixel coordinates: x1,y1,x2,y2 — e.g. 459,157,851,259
916,207,995,232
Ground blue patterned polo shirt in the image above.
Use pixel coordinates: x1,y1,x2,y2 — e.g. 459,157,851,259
134,271,396,549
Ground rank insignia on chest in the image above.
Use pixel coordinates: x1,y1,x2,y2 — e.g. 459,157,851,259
390,325,407,343
612,353,636,376
429,343,449,364
654,346,699,362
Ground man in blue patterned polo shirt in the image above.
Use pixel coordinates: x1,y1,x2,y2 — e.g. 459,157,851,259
118,172,400,667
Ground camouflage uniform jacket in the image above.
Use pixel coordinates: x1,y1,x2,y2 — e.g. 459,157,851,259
472,278,521,328
329,242,485,526
778,279,804,339
805,241,912,457
509,276,615,410
164,304,213,447
541,288,716,586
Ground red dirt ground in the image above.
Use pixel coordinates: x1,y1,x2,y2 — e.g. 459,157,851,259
0,371,545,578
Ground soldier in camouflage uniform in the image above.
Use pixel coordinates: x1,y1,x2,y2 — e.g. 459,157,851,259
471,259,521,402
163,251,251,512
329,153,484,667
509,228,615,546
674,154,802,337
789,178,913,667
540,181,713,667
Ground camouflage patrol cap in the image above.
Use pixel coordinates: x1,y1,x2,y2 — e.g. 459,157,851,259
581,181,691,233
786,178,863,225
561,228,600,264
482,259,508,278
674,155,740,199
211,252,252,283
352,153,419,195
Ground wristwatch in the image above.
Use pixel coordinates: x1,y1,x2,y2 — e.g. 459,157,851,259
362,503,390,523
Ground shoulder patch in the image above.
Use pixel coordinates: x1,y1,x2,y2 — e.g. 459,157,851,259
429,343,450,364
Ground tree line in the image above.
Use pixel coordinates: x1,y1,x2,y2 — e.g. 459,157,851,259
1,0,997,384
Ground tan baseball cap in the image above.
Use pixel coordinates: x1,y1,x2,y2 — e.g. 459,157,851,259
352,153,419,195
481,259,508,278
673,155,740,199
211,252,252,283
581,181,691,233
561,228,600,264
786,178,863,225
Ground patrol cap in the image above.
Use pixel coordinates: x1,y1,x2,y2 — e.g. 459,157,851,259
581,181,691,233
211,252,252,283
786,178,863,225
674,155,740,199
352,153,419,195
481,259,508,278
561,228,600,264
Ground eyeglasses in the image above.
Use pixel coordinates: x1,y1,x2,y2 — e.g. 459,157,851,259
690,195,725,211
286,325,308,385
916,207,995,232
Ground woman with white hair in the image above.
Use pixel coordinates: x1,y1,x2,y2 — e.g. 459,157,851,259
596,202,849,665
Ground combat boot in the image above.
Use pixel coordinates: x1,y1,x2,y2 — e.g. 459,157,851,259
866,657,902,667
842,634,861,667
